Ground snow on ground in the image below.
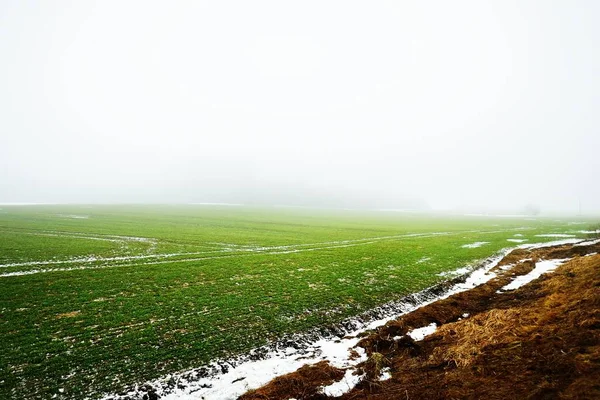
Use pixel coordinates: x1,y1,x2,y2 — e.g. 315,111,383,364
445,263,498,293
461,242,489,248
106,325,371,400
499,263,515,271
379,367,392,381
574,239,600,247
55,214,89,219
518,238,585,249
392,323,439,342
500,259,568,291
321,369,364,397
578,230,600,234
0,251,222,269
535,234,576,238
507,238,527,243
407,323,438,341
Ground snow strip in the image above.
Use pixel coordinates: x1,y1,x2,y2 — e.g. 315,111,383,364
574,238,600,247
507,238,527,243
500,259,568,291
56,214,89,219
535,234,576,238
407,323,438,341
518,238,585,249
321,369,364,397
461,242,489,249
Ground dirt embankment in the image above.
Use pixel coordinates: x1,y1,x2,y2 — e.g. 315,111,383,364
241,241,600,400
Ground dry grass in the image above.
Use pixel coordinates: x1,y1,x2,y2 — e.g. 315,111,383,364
432,309,527,367
241,241,600,400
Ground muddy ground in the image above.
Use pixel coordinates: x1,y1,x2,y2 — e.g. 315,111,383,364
241,241,600,400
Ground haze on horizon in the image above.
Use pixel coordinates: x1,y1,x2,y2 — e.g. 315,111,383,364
1,1,599,215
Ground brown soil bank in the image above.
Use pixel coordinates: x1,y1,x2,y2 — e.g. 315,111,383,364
241,241,600,400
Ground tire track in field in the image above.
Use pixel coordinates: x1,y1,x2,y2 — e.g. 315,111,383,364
1,232,451,270
0,228,534,277
0,242,379,277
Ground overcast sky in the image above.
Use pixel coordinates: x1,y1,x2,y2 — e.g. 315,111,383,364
1,1,598,214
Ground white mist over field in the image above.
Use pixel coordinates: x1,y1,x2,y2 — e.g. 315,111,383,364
0,1,599,214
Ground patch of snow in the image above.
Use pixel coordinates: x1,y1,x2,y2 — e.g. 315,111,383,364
379,367,392,381
461,242,489,249
416,256,431,264
585,252,598,257
535,234,576,238
407,323,437,341
507,238,527,243
56,214,89,219
447,265,497,293
500,259,567,291
514,234,524,237
574,239,600,247
0,250,232,269
578,230,600,234
518,238,585,249
499,264,514,271
321,369,363,397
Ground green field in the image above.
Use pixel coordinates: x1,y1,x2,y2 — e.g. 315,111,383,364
0,205,595,399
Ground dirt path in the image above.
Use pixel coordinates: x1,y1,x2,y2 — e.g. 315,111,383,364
241,240,600,400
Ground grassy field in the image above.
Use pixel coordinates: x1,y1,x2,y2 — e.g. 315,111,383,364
0,205,595,399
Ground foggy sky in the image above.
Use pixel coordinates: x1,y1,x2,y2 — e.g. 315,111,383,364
1,1,599,214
